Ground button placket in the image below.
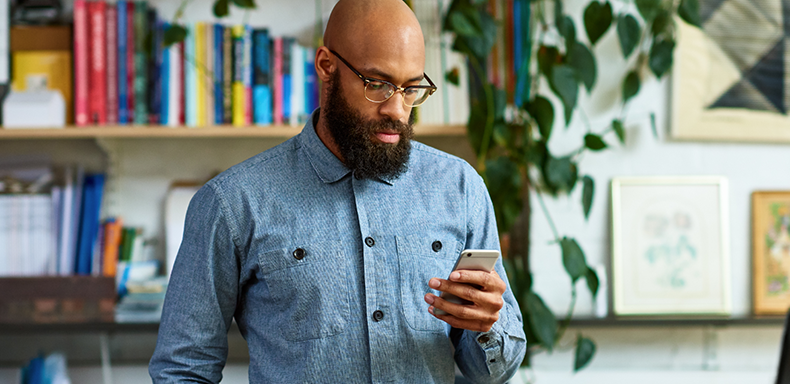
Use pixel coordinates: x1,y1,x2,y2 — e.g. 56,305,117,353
292,248,306,260
364,236,375,247
372,310,384,322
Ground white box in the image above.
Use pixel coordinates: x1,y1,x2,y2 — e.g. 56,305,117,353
2,90,65,128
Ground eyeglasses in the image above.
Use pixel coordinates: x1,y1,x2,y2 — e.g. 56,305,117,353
329,49,437,107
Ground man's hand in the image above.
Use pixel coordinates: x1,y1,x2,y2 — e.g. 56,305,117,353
423,270,506,332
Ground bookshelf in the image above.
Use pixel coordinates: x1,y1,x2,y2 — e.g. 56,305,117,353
0,124,467,139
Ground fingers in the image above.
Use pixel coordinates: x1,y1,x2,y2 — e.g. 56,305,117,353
424,293,498,332
448,270,507,294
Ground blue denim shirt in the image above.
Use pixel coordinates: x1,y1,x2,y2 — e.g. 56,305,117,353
149,111,526,383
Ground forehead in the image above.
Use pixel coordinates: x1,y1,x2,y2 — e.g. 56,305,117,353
345,26,425,83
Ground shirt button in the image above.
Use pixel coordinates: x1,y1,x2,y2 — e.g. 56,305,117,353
372,310,384,322
477,335,490,344
292,248,306,260
432,240,442,252
365,237,375,247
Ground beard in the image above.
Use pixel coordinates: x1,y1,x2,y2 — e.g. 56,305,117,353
321,71,415,180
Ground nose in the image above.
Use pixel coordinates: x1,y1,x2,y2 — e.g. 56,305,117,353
378,91,410,122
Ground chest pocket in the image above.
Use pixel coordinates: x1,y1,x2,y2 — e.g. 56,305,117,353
397,234,462,332
258,239,349,341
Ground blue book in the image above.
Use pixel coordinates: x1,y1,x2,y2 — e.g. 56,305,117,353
253,28,272,125
75,174,105,275
214,24,224,124
281,37,293,120
160,23,170,125
117,1,128,124
304,47,318,114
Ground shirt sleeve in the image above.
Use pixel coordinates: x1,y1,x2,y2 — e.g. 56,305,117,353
149,182,240,383
452,170,527,383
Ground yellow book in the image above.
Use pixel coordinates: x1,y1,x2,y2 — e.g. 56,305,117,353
232,25,245,127
195,22,206,127
12,50,73,124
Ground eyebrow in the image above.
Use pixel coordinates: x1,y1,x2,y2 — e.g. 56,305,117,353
362,67,425,84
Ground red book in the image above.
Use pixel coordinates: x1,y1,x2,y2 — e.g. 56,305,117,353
273,37,282,125
127,2,135,122
178,41,185,125
106,5,118,124
74,0,89,126
88,1,107,124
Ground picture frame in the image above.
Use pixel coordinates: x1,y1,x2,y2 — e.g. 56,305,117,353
671,1,790,143
611,177,731,315
752,191,790,315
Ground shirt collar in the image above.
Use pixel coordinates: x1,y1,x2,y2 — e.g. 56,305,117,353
298,109,400,186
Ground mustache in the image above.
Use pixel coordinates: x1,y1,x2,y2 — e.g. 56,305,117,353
367,118,413,136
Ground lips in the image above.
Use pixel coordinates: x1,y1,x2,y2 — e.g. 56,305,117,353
374,131,401,144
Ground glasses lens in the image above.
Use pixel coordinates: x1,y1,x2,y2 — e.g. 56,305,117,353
365,81,395,102
404,87,432,107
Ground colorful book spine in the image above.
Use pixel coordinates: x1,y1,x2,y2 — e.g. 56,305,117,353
222,27,232,124
185,24,196,127
117,1,128,124
232,25,245,126
75,174,105,276
106,5,118,124
73,0,89,126
195,22,206,126
160,24,170,126
147,10,161,125
204,23,214,127
127,2,135,122
214,24,224,125
252,29,272,125
133,1,148,124
88,1,107,124
281,37,293,123
178,41,185,125
304,47,318,115
272,37,282,125
243,26,253,126
167,40,181,126
101,218,123,277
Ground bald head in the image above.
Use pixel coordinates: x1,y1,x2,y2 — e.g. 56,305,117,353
324,0,425,65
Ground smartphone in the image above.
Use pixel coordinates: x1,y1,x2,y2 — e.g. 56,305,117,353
433,249,500,316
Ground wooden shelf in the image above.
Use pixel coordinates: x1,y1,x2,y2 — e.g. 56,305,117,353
569,315,787,327
0,124,467,139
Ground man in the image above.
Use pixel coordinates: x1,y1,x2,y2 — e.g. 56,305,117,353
149,0,526,382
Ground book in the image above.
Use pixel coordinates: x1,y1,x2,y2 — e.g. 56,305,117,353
272,36,282,125
204,22,215,127
117,1,128,124
101,218,123,277
74,174,104,275
133,1,148,124
281,37,293,123
147,10,162,125
252,28,272,125
304,47,318,116
88,1,107,125
126,1,135,123
185,23,196,127
195,22,206,127
73,0,89,126
222,26,232,124
232,25,245,126
289,42,304,126
178,41,185,125
243,26,252,126
160,24,170,126
214,24,224,125
166,39,181,126
106,4,118,124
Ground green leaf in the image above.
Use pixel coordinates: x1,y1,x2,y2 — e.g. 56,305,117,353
612,119,625,144
649,38,675,78
544,155,577,192
651,10,671,36
583,1,613,45
525,96,554,141
450,9,497,61
230,0,256,8
650,112,658,138
558,15,576,52
560,237,587,282
622,71,640,104
526,291,557,351
484,157,523,233
448,7,482,36
585,267,600,297
581,176,594,219
213,0,229,17
575,335,597,371
635,0,660,22
616,14,641,58
548,64,578,125
584,133,607,151
678,0,701,27
163,24,188,47
445,67,460,86
537,46,559,79
568,42,596,92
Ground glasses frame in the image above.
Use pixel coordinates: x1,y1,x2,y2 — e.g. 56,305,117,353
329,49,437,107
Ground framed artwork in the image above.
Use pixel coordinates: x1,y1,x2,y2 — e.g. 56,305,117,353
752,191,790,315
671,1,790,143
611,177,731,315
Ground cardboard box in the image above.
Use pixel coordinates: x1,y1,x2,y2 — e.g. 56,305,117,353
10,25,72,52
0,277,116,323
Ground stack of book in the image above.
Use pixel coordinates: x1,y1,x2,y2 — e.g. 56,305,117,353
73,0,319,128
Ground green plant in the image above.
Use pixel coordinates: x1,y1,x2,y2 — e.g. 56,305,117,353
442,0,701,371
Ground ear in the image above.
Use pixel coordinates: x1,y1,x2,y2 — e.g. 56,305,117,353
315,47,335,83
